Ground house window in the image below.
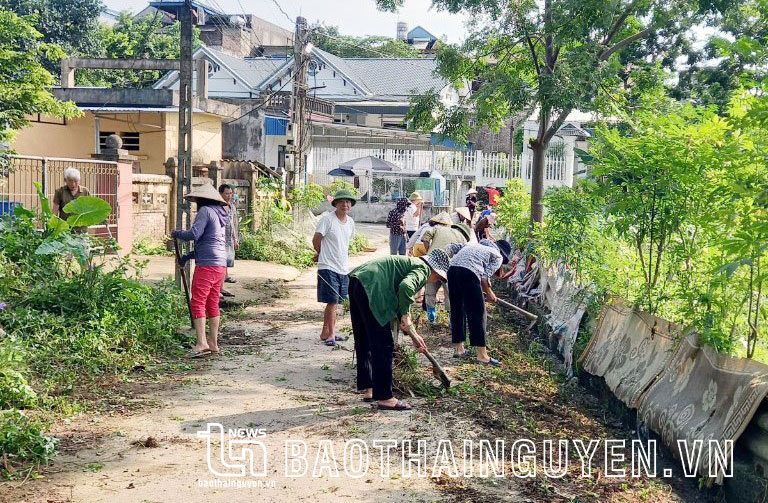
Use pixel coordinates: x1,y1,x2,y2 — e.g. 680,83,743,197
28,113,66,125
100,131,140,151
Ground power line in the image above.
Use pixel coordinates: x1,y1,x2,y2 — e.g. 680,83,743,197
270,0,294,25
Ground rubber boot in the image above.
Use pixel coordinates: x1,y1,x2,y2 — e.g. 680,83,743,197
427,307,437,324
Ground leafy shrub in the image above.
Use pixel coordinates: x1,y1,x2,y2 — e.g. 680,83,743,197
131,237,171,256
0,340,37,409
349,233,370,255
494,179,530,246
0,409,56,479
237,229,315,269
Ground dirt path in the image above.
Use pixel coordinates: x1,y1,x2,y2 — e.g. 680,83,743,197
6,224,451,503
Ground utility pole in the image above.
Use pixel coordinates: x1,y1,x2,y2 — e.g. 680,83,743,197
286,16,308,192
176,0,194,286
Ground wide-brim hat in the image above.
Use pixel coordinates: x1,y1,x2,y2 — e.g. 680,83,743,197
465,188,478,196
429,211,452,226
409,191,423,202
451,222,472,242
495,239,512,264
455,206,471,222
419,248,449,280
331,189,357,207
184,183,226,205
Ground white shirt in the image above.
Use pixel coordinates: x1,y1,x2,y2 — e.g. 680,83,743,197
315,210,355,274
405,204,420,232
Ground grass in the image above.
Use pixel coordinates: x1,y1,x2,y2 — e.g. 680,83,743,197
131,237,172,256
407,302,716,503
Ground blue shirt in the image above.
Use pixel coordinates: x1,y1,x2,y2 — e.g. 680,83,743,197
175,205,228,267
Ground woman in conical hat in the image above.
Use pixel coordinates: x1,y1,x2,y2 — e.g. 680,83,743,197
171,183,229,358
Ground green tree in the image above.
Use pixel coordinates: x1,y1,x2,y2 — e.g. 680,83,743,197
78,11,200,88
310,24,421,58
3,0,102,74
399,0,723,225
0,6,79,148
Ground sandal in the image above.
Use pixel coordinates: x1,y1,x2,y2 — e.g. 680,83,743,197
362,397,374,403
476,357,501,366
378,400,412,411
453,349,472,359
224,277,237,284
221,289,235,298
186,349,211,359
322,338,336,347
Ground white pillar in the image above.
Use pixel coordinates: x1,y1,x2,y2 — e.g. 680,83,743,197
564,137,575,187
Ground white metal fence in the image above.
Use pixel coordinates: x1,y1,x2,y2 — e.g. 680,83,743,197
309,146,572,190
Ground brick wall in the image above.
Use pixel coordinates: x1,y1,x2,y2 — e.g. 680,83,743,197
132,173,173,243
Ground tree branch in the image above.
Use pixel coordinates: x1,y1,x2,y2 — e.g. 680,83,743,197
600,28,653,61
602,0,640,46
526,36,542,76
542,108,572,144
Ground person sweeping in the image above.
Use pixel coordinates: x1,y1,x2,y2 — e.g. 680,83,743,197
171,184,229,358
349,249,450,411
445,239,512,366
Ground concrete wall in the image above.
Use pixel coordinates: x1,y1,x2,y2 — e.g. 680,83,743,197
222,107,266,161
162,113,223,172
316,201,392,223
132,173,173,242
13,111,223,176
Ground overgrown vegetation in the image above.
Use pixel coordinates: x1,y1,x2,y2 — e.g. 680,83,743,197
496,98,768,358
0,192,187,478
131,237,172,256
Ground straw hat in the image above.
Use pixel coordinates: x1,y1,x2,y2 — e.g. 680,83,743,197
184,183,226,205
429,211,452,226
409,191,423,202
419,249,449,280
465,188,478,196
455,206,471,222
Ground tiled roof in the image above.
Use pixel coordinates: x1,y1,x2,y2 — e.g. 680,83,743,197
207,47,289,88
341,58,444,97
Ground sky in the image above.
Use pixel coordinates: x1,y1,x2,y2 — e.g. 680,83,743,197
101,0,471,44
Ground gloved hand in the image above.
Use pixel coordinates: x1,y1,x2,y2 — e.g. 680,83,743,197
178,250,194,267
171,229,181,239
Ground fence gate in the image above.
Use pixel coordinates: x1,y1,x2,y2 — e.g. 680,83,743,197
1,155,120,236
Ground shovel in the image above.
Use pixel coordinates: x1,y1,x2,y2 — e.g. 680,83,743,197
174,238,194,329
405,326,451,389
496,298,538,331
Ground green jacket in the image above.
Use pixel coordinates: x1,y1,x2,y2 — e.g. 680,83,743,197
349,256,430,326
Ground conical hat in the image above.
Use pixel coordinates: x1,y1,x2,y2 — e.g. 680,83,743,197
184,183,226,205
428,211,452,226
455,206,471,222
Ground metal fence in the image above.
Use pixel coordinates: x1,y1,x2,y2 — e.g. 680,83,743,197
1,155,119,231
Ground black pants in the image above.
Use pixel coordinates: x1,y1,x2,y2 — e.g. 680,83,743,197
349,277,395,400
448,266,487,347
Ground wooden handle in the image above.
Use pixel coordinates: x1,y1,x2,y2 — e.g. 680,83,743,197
496,298,538,321
405,326,450,385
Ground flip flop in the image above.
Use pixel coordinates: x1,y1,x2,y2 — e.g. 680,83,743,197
322,338,336,346
453,350,472,359
362,397,374,403
187,349,211,359
378,400,412,411
476,357,501,366
224,277,237,284
221,290,235,298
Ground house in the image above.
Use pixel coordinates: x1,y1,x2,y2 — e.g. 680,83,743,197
12,87,239,175
153,45,468,169
144,1,293,58
396,23,441,55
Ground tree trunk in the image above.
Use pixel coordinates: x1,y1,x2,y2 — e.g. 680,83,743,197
530,140,546,224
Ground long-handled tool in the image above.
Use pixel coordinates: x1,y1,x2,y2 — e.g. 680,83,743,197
405,326,451,388
174,238,194,329
496,298,538,331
